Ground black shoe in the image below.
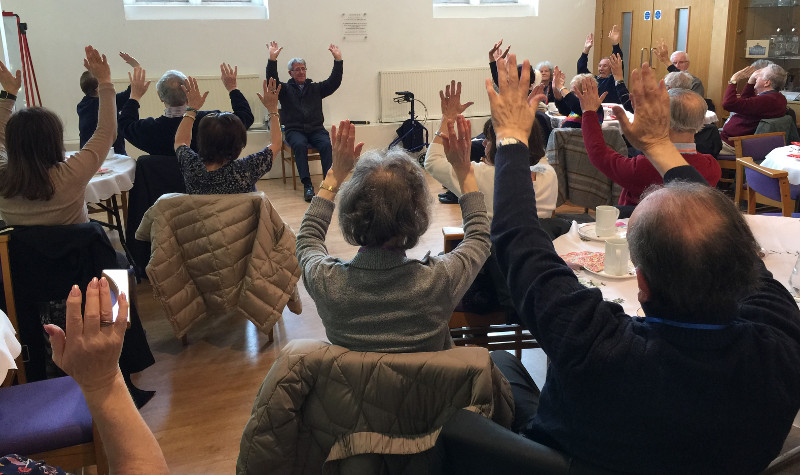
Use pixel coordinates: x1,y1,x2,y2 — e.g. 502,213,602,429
438,190,458,204
438,191,451,199
304,183,314,202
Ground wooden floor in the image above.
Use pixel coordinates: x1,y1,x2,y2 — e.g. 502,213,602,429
116,174,800,474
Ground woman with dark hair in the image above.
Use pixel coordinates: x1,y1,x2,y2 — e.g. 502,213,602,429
174,76,283,194
0,47,114,225
296,118,491,353
425,81,557,220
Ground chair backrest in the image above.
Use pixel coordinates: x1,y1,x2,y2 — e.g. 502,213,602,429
755,114,800,144
732,132,786,163
735,157,796,217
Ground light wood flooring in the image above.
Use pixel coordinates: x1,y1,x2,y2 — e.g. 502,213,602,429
115,174,799,474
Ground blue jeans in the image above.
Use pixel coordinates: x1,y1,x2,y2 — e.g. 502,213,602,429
285,128,333,186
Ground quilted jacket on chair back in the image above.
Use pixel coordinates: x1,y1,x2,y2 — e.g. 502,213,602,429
236,339,514,475
135,192,300,338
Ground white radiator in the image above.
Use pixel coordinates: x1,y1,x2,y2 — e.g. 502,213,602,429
379,67,492,123
111,74,264,124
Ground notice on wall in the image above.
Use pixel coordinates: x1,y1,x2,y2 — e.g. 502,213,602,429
644,10,651,21
654,10,662,20
342,13,367,41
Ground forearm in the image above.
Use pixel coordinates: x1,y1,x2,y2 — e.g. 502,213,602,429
0,98,14,149
641,142,689,176
423,141,462,195
577,53,590,74
296,197,334,268
83,373,168,474
230,89,255,128
490,61,499,86
174,116,194,150
267,112,282,157
266,60,279,81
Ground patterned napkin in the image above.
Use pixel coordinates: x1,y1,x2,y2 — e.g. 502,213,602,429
560,251,604,273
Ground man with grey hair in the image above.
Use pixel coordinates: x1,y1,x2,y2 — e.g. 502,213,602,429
663,70,693,91
664,71,722,157
720,62,788,154
575,76,720,205
653,42,705,97
119,64,254,157
482,56,800,474
267,41,343,202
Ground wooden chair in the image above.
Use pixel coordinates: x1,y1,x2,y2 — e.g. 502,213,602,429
443,227,540,359
735,157,800,217
0,233,108,474
281,141,320,190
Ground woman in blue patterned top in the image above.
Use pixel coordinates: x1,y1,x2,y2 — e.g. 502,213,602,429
173,75,283,194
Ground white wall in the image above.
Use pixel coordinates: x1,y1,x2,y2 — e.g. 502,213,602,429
3,0,596,156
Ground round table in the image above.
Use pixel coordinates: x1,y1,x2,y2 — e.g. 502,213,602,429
85,153,136,204
0,309,21,384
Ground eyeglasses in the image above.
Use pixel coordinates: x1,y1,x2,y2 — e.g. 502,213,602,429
290,67,307,73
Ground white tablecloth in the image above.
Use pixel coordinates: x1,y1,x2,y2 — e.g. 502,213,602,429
0,309,21,383
762,145,800,185
553,215,800,315
547,108,717,131
84,154,136,204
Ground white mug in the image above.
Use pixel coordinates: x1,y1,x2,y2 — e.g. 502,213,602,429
604,238,630,276
595,206,620,238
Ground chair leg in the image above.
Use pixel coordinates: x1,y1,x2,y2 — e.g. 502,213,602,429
120,191,129,225
268,328,274,342
291,152,297,190
281,147,288,185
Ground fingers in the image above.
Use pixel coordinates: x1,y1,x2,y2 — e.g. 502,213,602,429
501,46,510,59
65,284,83,336
84,278,101,331
43,324,66,368
599,91,608,103
612,105,631,131
330,124,338,147
354,142,364,157
99,277,114,326
114,292,129,338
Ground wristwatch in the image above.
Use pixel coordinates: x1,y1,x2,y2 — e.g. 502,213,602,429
0,91,16,100
615,80,625,86
496,137,524,148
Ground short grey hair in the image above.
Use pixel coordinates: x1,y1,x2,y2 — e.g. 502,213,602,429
668,88,707,133
569,73,596,93
664,71,693,90
761,63,788,90
751,59,774,69
535,61,554,76
156,70,188,107
338,147,431,250
670,50,689,63
287,58,306,71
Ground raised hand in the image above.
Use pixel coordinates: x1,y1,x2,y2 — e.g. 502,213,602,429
268,41,283,61
439,80,474,120
128,67,151,101
651,38,670,66
551,65,566,99
730,65,757,83
584,33,594,54
119,52,140,69
220,63,238,92
528,83,547,110
44,278,128,394
608,24,621,45
0,60,22,96
328,119,364,185
609,53,624,80
573,76,607,113
181,76,209,110
257,77,281,112
485,53,536,145
441,115,473,177
329,44,342,60
612,63,669,153
84,45,111,85
489,39,511,62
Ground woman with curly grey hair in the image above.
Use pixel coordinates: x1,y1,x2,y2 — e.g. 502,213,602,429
296,118,491,353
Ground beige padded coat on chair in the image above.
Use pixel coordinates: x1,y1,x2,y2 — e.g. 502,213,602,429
136,192,301,340
236,339,514,475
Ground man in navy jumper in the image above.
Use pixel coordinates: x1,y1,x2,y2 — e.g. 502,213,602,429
577,25,624,105
487,55,800,474
266,41,343,202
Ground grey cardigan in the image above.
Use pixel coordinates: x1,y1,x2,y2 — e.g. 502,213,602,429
296,191,491,352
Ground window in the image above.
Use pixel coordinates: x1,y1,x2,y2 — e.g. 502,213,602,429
432,0,537,19
123,0,268,20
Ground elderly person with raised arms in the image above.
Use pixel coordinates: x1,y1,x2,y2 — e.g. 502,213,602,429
296,119,490,353
479,54,800,474
577,25,624,104
576,75,720,206
118,63,254,157
653,40,705,97
425,80,557,220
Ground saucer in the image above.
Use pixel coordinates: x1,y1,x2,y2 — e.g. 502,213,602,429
578,222,627,241
582,264,636,280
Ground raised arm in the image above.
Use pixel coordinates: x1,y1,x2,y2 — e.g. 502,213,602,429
612,63,691,176
0,60,21,153
488,39,510,86
577,33,593,74
319,44,343,98
257,78,283,157
424,80,474,194
44,279,168,475
265,41,283,83
115,52,140,106
82,46,116,158
609,53,632,111
652,39,677,72
174,76,208,151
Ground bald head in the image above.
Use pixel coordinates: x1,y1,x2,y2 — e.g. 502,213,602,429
668,89,707,134
628,182,760,321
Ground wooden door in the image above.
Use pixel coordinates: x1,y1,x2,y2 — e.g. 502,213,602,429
598,0,655,83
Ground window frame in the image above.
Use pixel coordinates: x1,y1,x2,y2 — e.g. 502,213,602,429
432,0,537,19
123,0,268,21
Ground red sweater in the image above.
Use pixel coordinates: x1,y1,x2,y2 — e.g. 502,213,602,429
721,83,787,145
581,111,722,206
